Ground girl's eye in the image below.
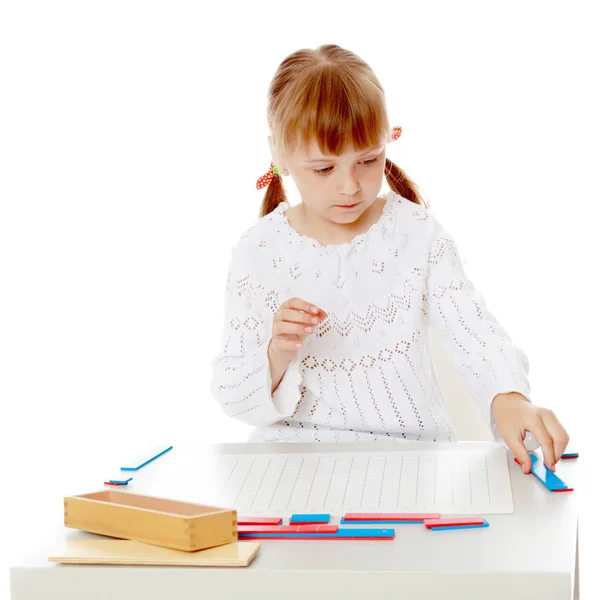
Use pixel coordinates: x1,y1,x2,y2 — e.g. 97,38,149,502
314,157,378,175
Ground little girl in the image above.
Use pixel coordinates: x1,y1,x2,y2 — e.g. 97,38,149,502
210,43,569,474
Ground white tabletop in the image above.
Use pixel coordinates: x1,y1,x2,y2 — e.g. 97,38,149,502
9,441,579,600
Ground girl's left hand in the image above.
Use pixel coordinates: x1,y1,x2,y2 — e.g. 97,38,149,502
491,392,569,474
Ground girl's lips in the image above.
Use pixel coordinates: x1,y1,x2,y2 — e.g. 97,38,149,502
337,202,359,208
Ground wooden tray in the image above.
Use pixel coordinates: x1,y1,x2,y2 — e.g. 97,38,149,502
49,539,260,567
64,489,237,552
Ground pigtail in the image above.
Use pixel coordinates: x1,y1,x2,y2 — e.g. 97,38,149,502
384,158,430,210
259,170,288,218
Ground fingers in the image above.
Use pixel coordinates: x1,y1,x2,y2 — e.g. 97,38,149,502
273,298,327,338
270,299,328,358
280,298,327,320
496,401,570,475
527,416,558,471
505,433,532,473
540,410,570,463
273,319,317,337
277,308,321,327
270,337,303,353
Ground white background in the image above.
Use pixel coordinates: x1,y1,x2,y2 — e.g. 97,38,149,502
1,1,598,597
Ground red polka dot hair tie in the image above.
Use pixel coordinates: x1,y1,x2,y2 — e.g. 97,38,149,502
256,160,279,190
389,125,402,142
256,125,402,190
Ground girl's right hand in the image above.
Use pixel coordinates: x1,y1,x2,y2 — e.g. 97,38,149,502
269,297,328,360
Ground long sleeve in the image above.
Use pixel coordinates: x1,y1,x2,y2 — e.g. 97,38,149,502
424,216,532,440
210,247,304,428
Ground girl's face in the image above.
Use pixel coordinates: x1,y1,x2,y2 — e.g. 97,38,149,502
271,136,387,225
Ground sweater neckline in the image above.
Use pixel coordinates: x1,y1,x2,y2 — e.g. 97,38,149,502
275,191,397,253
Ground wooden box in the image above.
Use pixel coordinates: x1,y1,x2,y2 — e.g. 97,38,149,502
64,489,237,552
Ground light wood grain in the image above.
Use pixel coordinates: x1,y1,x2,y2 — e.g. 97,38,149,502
64,490,237,551
49,539,260,567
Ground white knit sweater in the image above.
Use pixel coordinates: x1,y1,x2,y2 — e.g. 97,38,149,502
210,190,532,444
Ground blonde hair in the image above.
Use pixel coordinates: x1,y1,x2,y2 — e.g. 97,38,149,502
260,43,429,218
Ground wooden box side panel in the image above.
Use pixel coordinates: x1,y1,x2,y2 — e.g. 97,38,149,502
65,497,190,550
190,509,237,551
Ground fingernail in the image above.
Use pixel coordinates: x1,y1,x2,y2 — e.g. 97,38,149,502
311,307,318,314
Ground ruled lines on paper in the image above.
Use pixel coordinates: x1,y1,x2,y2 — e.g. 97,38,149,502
209,448,513,515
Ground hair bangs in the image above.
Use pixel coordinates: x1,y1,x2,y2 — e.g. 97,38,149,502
277,69,388,159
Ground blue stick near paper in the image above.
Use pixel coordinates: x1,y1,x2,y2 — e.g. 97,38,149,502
108,477,133,485
429,519,490,531
120,445,173,472
290,514,330,524
519,453,571,491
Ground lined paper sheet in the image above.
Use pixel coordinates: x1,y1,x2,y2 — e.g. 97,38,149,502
205,447,513,515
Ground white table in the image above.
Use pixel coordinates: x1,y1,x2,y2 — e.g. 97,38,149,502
9,442,579,600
